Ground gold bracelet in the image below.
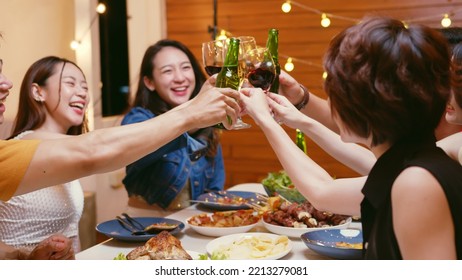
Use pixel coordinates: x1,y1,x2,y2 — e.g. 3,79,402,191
295,84,310,110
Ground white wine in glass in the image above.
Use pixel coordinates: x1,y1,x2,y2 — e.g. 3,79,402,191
237,36,257,87
215,37,251,130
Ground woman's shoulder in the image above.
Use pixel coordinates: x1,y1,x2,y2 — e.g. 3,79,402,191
122,107,156,125
16,130,70,140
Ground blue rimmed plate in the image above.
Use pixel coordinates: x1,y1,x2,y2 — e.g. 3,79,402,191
195,191,261,210
301,229,363,260
96,217,184,242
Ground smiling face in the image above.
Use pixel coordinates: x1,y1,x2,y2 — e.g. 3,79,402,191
0,60,13,124
144,46,195,107
36,62,89,133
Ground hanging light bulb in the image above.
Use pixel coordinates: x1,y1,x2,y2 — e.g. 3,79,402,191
441,14,452,28
284,57,294,72
96,3,106,14
321,13,331,28
70,40,80,50
281,1,291,13
322,71,328,80
216,30,228,41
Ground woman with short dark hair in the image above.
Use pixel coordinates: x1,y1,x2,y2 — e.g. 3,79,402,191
241,16,462,259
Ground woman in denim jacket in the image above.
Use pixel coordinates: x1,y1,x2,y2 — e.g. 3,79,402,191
122,39,225,217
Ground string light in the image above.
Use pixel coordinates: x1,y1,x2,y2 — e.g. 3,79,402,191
320,13,331,28
70,3,107,50
281,1,291,13
284,57,294,72
277,0,462,78
70,40,80,50
441,14,452,27
216,29,229,40
96,3,106,14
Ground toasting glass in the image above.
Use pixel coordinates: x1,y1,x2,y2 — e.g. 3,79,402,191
202,39,227,76
244,47,277,92
202,38,251,130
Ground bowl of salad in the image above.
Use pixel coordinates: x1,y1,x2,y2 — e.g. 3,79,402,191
261,170,306,203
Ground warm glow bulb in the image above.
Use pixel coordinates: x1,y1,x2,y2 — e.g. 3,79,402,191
441,14,452,28
322,71,328,80
321,13,331,28
216,30,228,41
70,40,80,50
284,58,294,72
282,1,291,13
96,3,106,14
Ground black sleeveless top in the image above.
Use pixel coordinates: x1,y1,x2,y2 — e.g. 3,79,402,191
361,136,462,259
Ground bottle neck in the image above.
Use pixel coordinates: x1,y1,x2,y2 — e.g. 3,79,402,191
224,39,240,67
266,30,279,64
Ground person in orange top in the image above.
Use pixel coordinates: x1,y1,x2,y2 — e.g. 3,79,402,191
0,44,240,259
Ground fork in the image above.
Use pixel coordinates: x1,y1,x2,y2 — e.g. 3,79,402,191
121,213,145,230
116,216,149,235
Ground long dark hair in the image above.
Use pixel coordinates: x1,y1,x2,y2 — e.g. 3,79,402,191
10,56,88,138
131,39,220,158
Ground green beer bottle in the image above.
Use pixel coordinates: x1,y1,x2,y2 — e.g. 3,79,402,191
216,37,241,90
295,129,307,154
214,37,241,129
266,28,280,94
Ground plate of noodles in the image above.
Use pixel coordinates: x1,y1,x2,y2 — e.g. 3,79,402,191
206,232,292,260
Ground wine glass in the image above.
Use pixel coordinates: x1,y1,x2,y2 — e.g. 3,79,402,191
237,36,257,87
202,38,251,130
244,47,277,92
201,39,227,76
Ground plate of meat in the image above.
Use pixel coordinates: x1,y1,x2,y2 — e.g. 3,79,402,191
186,209,260,237
261,199,351,238
194,191,262,210
126,231,195,260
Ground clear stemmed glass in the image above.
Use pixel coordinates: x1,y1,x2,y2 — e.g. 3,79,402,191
201,39,227,76
237,36,258,87
244,47,277,92
202,38,252,130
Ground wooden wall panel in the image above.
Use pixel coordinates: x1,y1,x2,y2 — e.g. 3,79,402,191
166,0,462,188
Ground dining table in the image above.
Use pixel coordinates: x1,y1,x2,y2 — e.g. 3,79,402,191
76,183,357,260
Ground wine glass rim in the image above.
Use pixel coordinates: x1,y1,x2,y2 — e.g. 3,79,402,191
202,38,228,45
246,47,270,54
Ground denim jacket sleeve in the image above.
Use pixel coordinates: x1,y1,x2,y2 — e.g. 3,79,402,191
205,144,225,192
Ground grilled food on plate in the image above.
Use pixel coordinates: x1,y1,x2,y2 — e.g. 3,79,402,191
126,231,192,260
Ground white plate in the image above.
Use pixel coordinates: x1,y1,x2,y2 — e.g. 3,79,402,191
262,217,352,238
228,183,266,194
206,232,292,260
186,212,259,237
186,250,204,260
